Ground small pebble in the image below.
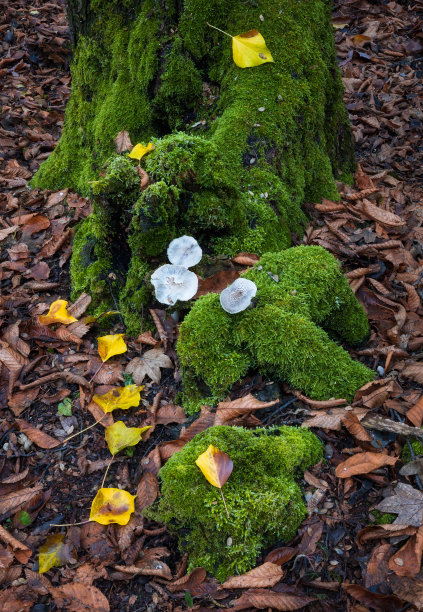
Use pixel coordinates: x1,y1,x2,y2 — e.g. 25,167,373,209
258,107,265,112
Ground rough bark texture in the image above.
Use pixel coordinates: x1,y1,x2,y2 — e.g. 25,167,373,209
33,0,356,335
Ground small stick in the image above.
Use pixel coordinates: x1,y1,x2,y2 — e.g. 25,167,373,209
101,456,114,488
219,487,230,519
50,519,90,527
206,22,233,39
149,309,168,350
88,362,105,385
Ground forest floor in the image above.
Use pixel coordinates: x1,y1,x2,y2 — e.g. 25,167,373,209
1,0,423,610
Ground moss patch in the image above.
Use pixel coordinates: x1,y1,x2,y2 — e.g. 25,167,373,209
177,246,374,413
144,424,323,581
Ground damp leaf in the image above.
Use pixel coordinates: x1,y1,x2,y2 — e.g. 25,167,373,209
195,444,233,489
128,142,155,161
105,420,152,455
89,488,136,525
38,300,78,326
93,384,144,413
97,334,127,362
39,533,68,574
232,30,274,68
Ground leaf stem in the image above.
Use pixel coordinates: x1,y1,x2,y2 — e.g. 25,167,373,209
219,487,230,519
62,412,108,443
50,519,90,527
101,455,114,488
88,361,105,385
206,22,233,39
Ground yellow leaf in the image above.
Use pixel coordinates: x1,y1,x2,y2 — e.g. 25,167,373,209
232,30,274,68
105,420,151,455
97,333,127,362
84,310,120,324
39,533,67,574
89,487,135,525
195,444,233,489
128,142,155,161
38,300,78,326
93,384,144,413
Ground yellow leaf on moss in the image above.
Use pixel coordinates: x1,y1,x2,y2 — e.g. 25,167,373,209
105,420,151,455
39,533,67,573
93,384,144,413
38,300,78,326
232,30,274,68
89,487,135,525
128,142,155,161
97,334,127,362
195,444,233,489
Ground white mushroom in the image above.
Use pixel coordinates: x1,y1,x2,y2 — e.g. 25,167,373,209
151,264,198,305
220,278,257,314
167,236,202,268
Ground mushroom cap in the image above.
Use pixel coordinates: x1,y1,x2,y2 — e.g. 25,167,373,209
167,236,202,268
220,278,257,314
151,264,198,305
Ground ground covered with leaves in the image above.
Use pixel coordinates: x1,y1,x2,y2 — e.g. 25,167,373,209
1,0,423,610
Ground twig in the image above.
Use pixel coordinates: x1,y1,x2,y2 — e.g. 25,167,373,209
219,487,230,519
101,456,114,488
16,370,90,390
292,390,347,408
149,309,168,349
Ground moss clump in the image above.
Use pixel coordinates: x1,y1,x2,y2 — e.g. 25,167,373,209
177,246,374,413
401,438,423,463
145,424,323,581
370,510,396,525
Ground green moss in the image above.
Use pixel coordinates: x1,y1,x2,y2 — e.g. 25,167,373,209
370,510,396,525
402,438,423,463
178,246,374,413
145,425,323,580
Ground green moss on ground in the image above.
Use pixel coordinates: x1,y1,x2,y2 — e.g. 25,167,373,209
402,438,423,463
370,510,396,525
177,246,374,413
144,424,323,581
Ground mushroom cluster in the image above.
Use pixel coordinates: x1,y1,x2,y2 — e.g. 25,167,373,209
151,236,202,306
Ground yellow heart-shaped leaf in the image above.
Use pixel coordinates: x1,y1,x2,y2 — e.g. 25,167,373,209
38,533,68,574
97,333,127,362
93,384,144,413
89,488,135,525
232,30,274,68
38,300,78,326
128,142,155,161
195,444,233,489
105,420,152,455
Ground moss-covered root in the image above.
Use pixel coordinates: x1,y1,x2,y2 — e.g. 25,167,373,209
144,425,323,581
177,245,375,413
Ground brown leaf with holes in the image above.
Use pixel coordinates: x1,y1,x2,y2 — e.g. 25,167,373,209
51,583,110,612
222,562,283,589
335,452,397,478
135,472,159,511
15,419,61,448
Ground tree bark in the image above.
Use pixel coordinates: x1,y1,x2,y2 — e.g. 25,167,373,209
33,0,355,335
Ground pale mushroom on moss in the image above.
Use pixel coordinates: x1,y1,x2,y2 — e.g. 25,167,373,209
151,264,198,306
220,278,257,314
167,236,202,268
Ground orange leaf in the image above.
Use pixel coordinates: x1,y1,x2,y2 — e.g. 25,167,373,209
89,488,135,525
195,444,233,489
335,452,397,478
38,300,78,326
97,334,127,362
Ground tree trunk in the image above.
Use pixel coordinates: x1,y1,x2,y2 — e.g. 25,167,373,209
32,0,355,335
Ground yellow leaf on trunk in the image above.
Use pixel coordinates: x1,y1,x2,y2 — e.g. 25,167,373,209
232,30,274,68
105,420,151,455
90,488,135,525
195,444,233,489
38,300,78,325
97,334,127,362
93,384,144,413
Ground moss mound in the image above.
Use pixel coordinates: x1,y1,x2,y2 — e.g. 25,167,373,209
177,245,375,413
144,425,323,581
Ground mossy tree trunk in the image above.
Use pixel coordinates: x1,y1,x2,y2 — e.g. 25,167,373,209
33,0,355,334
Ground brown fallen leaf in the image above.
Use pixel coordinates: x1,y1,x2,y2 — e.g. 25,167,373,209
335,452,397,478
67,293,92,318
135,472,159,511
87,401,114,428
214,394,278,425
156,404,186,425
125,349,173,385
357,524,417,547
195,269,240,298
388,526,423,578
22,214,50,236
230,587,316,610
402,364,423,385
160,407,215,460
342,412,373,442
264,546,297,566
15,419,61,449
342,583,403,611
0,525,31,564
74,562,108,585
222,562,283,589
400,458,423,482
51,583,110,612
8,388,39,417
375,483,423,526
365,543,393,589
388,572,423,611
361,199,405,227
0,545,14,570
0,585,36,611
115,130,133,153
167,567,207,593
406,395,423,428
302,407,368,431
232,252,259,265
0,485,43,518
